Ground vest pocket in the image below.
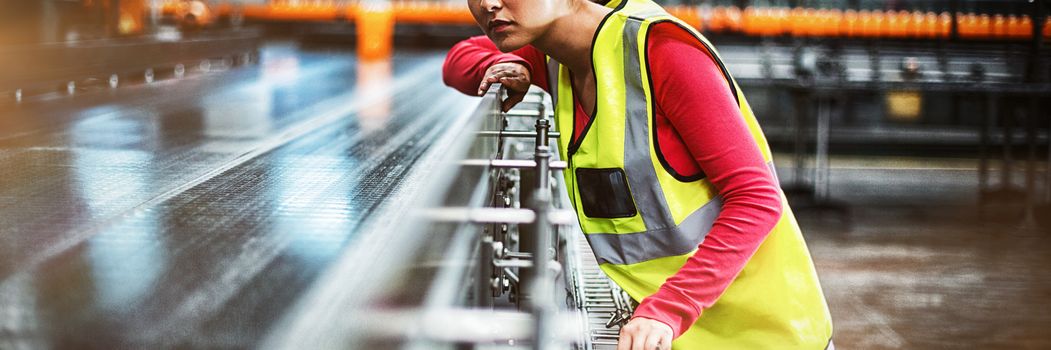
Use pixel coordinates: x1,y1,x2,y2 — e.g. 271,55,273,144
575,168,638,219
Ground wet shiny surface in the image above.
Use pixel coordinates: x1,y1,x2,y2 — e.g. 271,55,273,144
0,42,475,348
786,159,1051,349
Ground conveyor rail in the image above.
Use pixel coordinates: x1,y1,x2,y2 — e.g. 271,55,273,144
0,29,261,101
262,84,633,349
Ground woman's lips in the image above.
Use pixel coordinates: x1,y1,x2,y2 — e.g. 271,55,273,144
489,20,512,34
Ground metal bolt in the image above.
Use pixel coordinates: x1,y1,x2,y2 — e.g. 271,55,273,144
491,276,503,296
174,64,186,78
66,81,75,95
548,260,563,274
901,57,921,80
109,74,119,88
492,241,505,259
144,69,155,83
14,89,22,103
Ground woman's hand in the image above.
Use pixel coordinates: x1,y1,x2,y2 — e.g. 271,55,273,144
617,317,673,350
477,62,531,112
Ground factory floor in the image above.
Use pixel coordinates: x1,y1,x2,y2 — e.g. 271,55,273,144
782,158,1051,349
0,40,1048,349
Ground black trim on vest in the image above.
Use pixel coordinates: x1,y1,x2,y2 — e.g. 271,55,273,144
568,0,628,156
643,19,741,182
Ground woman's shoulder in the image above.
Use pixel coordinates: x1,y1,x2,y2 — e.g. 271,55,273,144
645,21,714,59
644,22,725,87
644,21,737,118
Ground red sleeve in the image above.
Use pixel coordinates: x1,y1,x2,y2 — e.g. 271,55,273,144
630,23,784,338
442,36,550,95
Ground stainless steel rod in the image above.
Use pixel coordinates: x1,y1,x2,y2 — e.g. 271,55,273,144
531,118,555,350
459,159,567,169
477,131,561,138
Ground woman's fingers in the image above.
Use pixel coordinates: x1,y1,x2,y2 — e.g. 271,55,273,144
478,73,526,97
477,63,530,96
644,333,665,350
633,332,649,350
477,73,501,95
478,68,507,94
495,74,532,111
501,90,524,112
616,331,632,350
617,318,673,350
478,71,511,95
500,75,529,90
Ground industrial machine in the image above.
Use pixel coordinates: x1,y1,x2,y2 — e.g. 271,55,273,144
0,0,261,105
255,85,640,349
1,1,1049,349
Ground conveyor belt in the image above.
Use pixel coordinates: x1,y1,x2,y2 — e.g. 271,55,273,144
0,44,476,348
575,238,622,350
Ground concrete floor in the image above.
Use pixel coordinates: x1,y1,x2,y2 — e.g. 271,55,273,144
782,157,1051,349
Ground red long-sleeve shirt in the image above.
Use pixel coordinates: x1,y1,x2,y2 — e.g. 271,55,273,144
443,23,783,338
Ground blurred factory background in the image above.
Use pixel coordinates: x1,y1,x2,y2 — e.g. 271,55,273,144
0,0,1048,349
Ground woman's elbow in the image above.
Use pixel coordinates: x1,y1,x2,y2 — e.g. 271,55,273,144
441,60,476,95
440,54,459,87
725,178,784,223
440,62,457,89
767,187,784,219
755,174,784,219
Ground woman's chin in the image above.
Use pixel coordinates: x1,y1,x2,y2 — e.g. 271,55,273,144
490,36,527,53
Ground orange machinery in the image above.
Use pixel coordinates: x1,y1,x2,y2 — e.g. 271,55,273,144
79,0,149,35
158,1,1050,42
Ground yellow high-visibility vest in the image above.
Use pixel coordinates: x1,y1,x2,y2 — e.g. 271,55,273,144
545,0,834,347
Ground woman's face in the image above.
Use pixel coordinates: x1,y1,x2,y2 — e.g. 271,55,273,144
469,0,561,52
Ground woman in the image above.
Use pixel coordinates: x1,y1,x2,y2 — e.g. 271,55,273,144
443,0,834,348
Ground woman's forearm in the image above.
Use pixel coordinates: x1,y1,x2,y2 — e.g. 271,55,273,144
442,36,542,95
631,22,784,339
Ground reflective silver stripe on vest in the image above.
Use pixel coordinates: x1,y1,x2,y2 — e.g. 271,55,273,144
627,9,669,21
582,14,785,265
767,160,780,184
586,161,778,265
546,58,561,107
586,196,723,265
621,18,678,232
